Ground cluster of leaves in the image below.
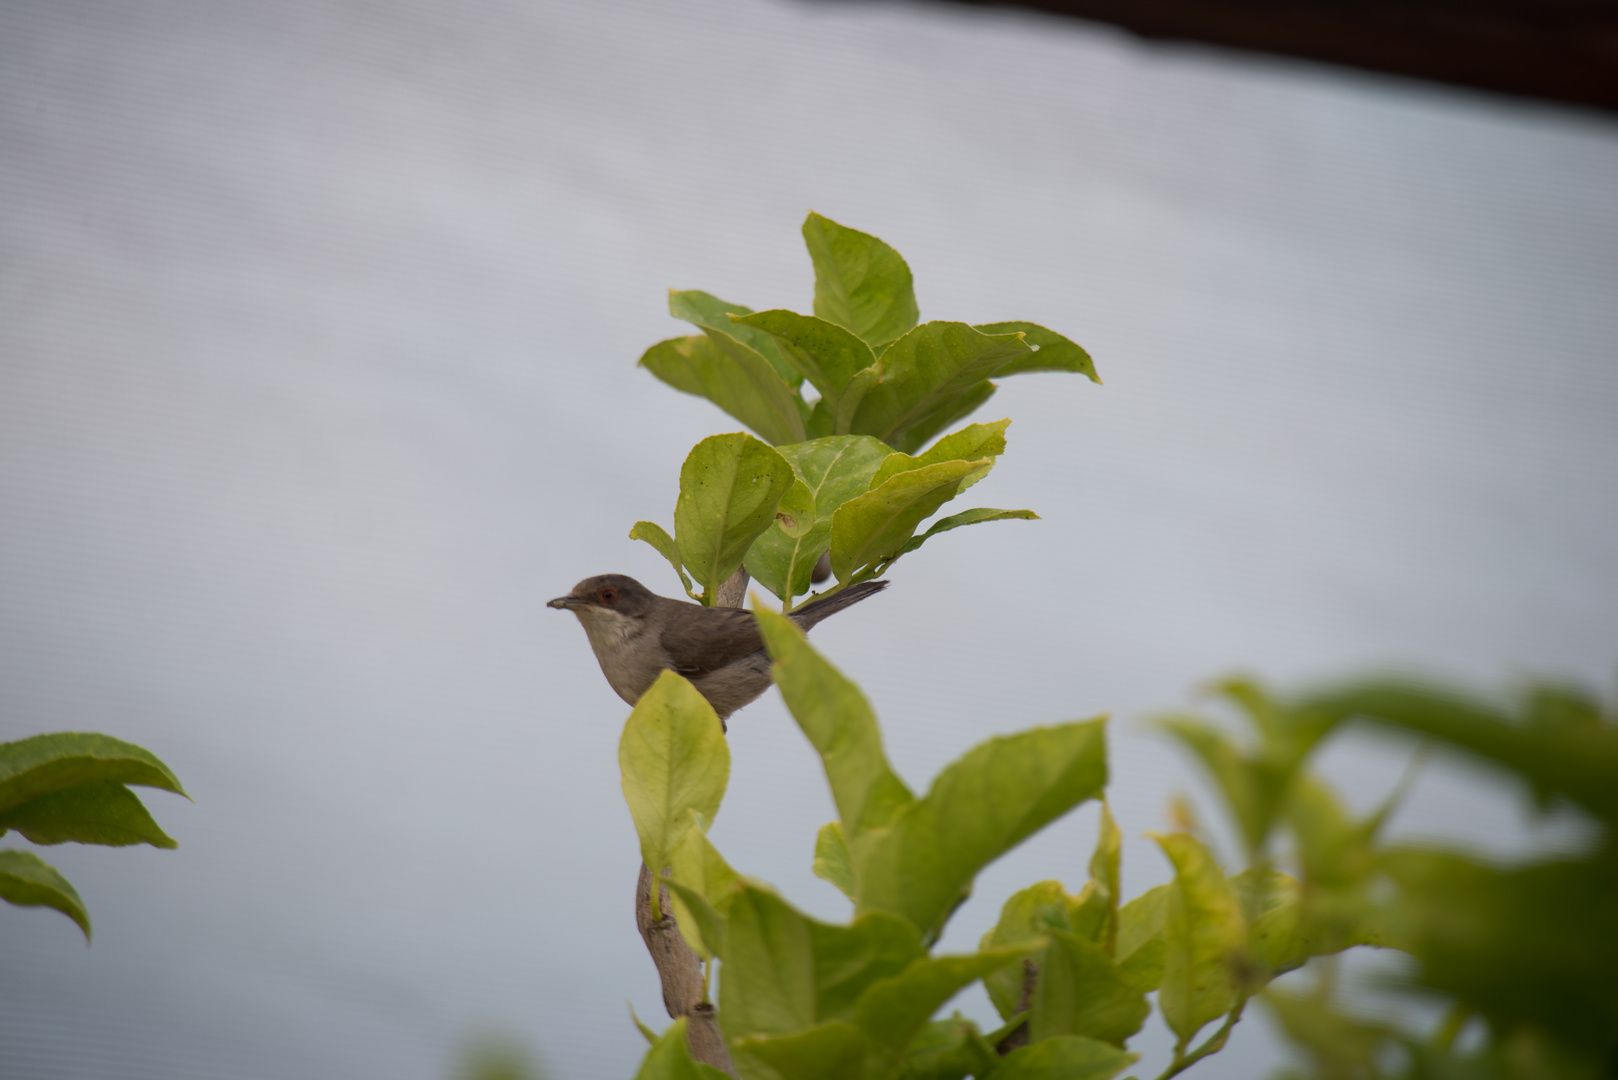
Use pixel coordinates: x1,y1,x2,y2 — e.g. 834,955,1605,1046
0,732,187,939
629,214,1098,610
618,621,1388,1080
1240,678,1618,1080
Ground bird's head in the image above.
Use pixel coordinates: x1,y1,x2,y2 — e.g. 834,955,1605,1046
547,574,657,621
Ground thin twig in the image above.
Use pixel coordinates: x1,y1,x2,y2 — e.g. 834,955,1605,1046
1153,999,1248,1080
995,958,1040,1055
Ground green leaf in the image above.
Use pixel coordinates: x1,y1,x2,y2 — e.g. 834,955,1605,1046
669,821,742,959
744,435,891,606
718,883,923,1040
1377,847,1618,1053
885,379,1002,455
858,719,1109,941
1259,989,1396,1077
1150,832,1248,1047
1069,802,1122,954
897,1016,999,1080
755,609,915,842
1304,679,1618,827
0,733,187,813
731,310,876,402
853,948,1034,1058
0,783,177,848
629,521,697,600
895,508,1038,559
1157,717,1289,859
619,672,730,881
665,879,728,962
802,212,919,351
732,1021,875,1080
774,480,815,540
868,419,1011,489
814,821,856,901
1117,937,1166,995
639,335,805,447
1234,868,1386,978
847,322,1032,450
674,433,796,601
630,1003,661,1045
980,881,1073,1020
633,1018,733,1080
1116,884,1169,967
669,289,800,388
833,367,883,439
1030,929,1150,1047
986,1035,1138,1080
829,459,992,583
0,848,90,939
973,322,1100,383
1285,776,1389,908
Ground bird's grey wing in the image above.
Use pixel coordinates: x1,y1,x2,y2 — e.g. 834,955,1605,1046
662,608,765,680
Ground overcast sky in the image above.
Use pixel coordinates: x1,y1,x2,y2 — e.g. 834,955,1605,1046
2,1,1615,1078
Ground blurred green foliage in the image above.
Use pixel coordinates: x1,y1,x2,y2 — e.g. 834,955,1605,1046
0,731,187,939
610,215,1616,1079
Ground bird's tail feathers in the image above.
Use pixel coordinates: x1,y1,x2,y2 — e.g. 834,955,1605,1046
789,579,889,630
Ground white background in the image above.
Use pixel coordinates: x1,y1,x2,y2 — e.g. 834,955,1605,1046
2,1,1615,1077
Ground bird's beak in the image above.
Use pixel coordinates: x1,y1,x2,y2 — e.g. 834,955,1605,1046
547,595,587,610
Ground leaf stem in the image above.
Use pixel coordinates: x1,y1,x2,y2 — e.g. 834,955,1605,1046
1154,998,1248,1080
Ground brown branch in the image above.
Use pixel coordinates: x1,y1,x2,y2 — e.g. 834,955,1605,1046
636,863,735,1074
714,566,751,610
630,564,751,1074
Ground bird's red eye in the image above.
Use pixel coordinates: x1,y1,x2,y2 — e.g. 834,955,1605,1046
600,587,617,603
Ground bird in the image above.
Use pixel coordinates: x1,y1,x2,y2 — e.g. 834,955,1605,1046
548,574,888,725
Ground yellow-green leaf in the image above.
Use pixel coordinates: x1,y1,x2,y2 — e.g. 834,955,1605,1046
632,1017,732,1080
847,322,1032,450
668,288,800,388
619,672,730,879
802,212,919,351
813,821,855,901
1069,801,1122,954
1151,832,1248,1046
973,321,1100,383
755,609,915,842
774,479,815,540
731,309,876,401
829,458,992,582
858,720,1108,942
629,520,697,599
744,435,891,606
639,335,805,447
732,1021,875,1080
868,419,1011,489
674,433,796,601
1030,929,1150,1048
989,1035,1138,1080
669,820,742,959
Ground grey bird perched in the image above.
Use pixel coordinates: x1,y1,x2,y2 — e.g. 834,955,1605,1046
548,574,888,724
